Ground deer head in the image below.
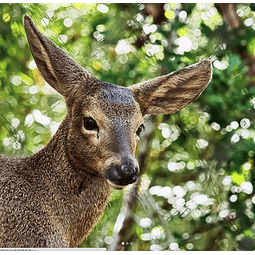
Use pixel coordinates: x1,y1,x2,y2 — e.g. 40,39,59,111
24,15,212,189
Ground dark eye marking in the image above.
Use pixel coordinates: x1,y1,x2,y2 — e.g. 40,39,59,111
84,117,99,131
136,124,145,136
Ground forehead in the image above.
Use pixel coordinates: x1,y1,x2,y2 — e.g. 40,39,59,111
99,82,137,118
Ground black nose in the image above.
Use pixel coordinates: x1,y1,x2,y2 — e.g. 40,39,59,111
106,160,139,187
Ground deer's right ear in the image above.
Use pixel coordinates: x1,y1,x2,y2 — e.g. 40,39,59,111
24,15,92,97
129,60,212,116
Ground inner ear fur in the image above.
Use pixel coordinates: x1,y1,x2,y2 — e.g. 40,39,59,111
129,60,212,115
24,15,96,97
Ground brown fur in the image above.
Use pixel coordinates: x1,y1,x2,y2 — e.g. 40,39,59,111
0,15,212,247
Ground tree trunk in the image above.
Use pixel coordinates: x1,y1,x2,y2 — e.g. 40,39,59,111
135,3,166,48
216,3,255,80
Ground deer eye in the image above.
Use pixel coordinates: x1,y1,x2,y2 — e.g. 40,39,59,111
136,124,145,136
84,117,98,131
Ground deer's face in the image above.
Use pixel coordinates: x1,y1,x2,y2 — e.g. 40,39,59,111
24,15,212,189
67,82,144,189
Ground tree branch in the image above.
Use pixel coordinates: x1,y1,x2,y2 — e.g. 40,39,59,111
110,115,159,251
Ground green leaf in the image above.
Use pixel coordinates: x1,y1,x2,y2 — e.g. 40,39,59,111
231,172,245,185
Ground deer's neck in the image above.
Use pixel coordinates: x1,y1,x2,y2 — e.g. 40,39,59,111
27,117,112,246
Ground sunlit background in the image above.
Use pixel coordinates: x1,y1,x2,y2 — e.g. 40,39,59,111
0,3,255,251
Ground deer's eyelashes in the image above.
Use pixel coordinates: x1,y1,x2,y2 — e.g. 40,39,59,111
136,124,145,137
84,117,99,132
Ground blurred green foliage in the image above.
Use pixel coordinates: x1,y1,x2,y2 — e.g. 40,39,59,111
0,3,255,251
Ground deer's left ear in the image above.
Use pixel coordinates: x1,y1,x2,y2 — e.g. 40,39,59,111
129,60,212,116
24,15,97,97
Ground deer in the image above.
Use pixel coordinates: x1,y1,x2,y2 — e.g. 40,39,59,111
0,15,212,248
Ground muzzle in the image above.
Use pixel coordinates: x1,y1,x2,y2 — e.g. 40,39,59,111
106,159,139,188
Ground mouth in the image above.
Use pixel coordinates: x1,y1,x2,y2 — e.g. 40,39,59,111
106,179,126,189
106,178,138,190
